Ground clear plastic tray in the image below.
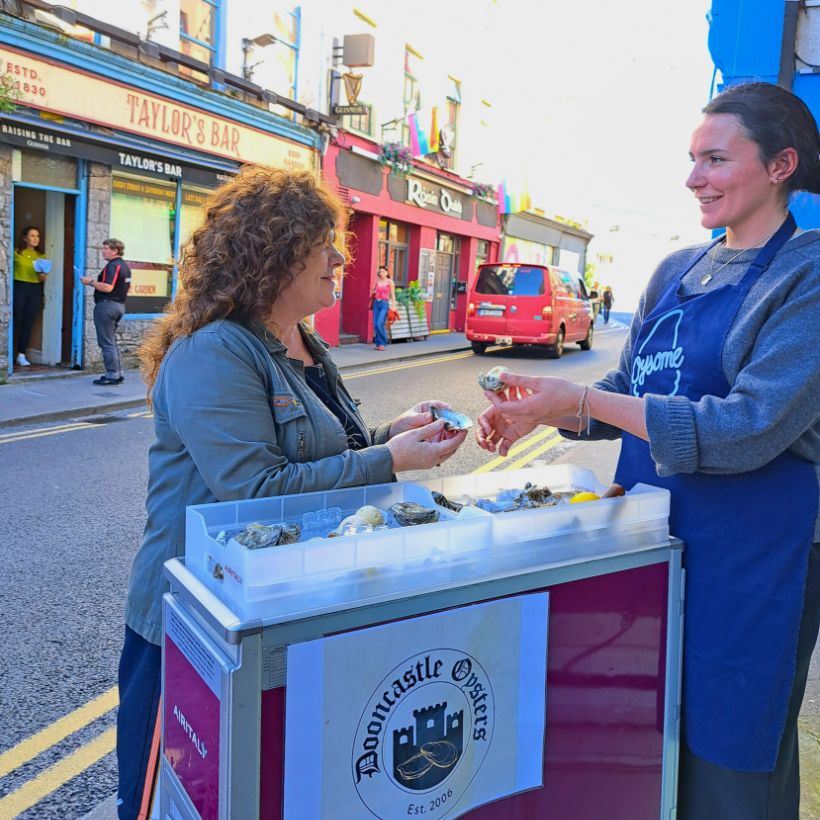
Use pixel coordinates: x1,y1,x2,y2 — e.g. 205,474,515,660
185,482,492,620
421,465,670,561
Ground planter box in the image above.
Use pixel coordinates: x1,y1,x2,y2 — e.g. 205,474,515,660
388,303,429,341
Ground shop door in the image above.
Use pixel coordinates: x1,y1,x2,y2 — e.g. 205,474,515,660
430,252,452,331
11,187,76,369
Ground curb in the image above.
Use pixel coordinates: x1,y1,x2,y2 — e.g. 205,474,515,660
0,344,473,430
0,398,150,429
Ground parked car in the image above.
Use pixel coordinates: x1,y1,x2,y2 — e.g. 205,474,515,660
465,263,594,358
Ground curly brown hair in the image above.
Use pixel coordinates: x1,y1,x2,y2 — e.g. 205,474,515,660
140,165,345,392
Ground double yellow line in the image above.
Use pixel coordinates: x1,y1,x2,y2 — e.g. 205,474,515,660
0,410,152,445
0,689,119,817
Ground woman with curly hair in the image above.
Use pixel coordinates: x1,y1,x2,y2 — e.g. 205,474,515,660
116,166,467,819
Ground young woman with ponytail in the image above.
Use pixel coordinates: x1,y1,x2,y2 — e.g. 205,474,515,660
475,82,820,819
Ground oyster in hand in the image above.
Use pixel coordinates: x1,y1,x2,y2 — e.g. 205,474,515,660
431,406,474,431
477,366,512,393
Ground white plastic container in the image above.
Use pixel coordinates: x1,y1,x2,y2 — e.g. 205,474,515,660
422,465,670,569
185,482,492,620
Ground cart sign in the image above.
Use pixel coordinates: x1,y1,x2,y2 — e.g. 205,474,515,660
164,606,222,820
284,593,548,819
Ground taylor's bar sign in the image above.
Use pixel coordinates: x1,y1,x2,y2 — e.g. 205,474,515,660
406,178,464,216
353,650,493,818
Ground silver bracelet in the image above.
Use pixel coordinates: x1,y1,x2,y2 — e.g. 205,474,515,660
576,385,591,437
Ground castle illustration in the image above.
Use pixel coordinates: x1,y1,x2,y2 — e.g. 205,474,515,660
392,702,464,790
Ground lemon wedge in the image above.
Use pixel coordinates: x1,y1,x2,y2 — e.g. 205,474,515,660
569,491,601,504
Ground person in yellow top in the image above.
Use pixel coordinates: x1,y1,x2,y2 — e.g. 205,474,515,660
13,225,49,367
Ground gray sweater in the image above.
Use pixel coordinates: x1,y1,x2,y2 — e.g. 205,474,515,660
574,230,820,539
125,320,395,645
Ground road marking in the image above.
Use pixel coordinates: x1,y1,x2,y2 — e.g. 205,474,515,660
0,423,100,444
498,432,563,470
0,687,118,779
0,727,117,817
471,427,557,474
0,420,94,441
344,351,475,379
0,412,153,444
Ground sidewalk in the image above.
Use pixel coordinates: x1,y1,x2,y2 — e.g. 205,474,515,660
0,332,473,429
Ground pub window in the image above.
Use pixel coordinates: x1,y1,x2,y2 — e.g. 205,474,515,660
378,218,410,287
441,77,461,171
343,103,373,137
179,0,221,79
475,239,490,269
401,45,422,148
110,174,176,315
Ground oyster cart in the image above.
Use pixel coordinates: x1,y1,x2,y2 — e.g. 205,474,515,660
160,466,683,820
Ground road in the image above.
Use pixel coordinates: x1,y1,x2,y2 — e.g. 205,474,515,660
0,324,817,818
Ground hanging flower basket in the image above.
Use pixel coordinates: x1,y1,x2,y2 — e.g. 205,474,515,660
378,142,413,177
471,182,496,203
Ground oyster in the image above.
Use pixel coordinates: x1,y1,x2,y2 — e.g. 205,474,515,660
431,406,473,431
477,366,512,393
356,505,387,526
234,521,301,549
390,501,440,526
432,491,464,513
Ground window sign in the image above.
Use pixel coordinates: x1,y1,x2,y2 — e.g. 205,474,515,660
111,174,175,314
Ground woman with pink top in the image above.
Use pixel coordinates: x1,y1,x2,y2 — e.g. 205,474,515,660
371,265,396,350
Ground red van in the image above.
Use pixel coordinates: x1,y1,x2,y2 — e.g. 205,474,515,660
465,263,594,358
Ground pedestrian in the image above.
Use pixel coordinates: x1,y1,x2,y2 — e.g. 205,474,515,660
475,81,820,820
115,166,467,819
589,280,601,322
12,225,49,368
371,264,396,350
601,285,613,323
81,238,131,385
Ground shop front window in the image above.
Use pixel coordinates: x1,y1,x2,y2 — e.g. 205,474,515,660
110,175,176,315
17,151,77,189
378,218,410,287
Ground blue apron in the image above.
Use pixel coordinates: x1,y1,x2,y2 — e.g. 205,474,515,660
614,213,817,771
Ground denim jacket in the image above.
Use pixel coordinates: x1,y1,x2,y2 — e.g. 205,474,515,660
125,319,394,644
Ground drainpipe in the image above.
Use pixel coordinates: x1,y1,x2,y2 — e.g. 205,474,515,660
779,0,800,89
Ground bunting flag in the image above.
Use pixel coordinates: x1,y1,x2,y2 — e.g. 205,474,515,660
429,106,439,153
497,181,530,215
407,111,430,157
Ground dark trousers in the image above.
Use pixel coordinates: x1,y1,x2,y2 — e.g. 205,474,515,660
13,280,42,356
678,541,820,819
117,626,162,820
93,300,125,377
602,304,611,323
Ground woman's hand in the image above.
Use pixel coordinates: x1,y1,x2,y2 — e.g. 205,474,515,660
485,372,583,427
475,405,538,456
386,419,468,472
388,400,451,438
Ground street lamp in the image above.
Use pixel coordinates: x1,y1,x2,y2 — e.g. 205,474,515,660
242,32,277,81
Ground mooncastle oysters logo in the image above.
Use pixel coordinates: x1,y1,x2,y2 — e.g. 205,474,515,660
352,649,494,819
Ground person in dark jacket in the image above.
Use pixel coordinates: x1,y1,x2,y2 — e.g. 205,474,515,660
475,82,820,820
116,166,467,819
601,285,614,323
81,238,131,384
